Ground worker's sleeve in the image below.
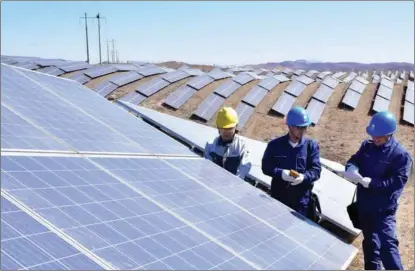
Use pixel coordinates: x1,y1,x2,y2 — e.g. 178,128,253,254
345,140,367,171
303,141,322,184
204,141,213,161
369,152,413,190
261,142,283,178
236,142,252,180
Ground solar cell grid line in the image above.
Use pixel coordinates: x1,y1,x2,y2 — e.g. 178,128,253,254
137,67,168,77
11,65,196,156
0,195,107,270
37,66,65,76
119,91,147,105
348,80,366,94
403,101,414,125
93,81,119,97
232,73,255,85
242,86,269,107
83,65,118,79
214,79,242,98
271,92,297,116
306,99,326,125
1,104,74,152
136,77,171,97
68,71,91,85
187,75,215,90
161,70,191,83
110,71,143,87
284,81,307,97
193,94,225,121
257,77,280,91
58,62,92,73
322,76,340,89
312,84,334,103
163,85,197,110
341,89,362,109
235,103,255,129
2,155,259,270
376,85,393,100
372,95,390,113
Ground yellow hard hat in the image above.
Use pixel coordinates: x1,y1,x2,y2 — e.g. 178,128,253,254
216,106,239,129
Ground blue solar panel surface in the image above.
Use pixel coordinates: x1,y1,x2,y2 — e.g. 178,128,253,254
112,64,139,71
271,92,296,115
403,101,414,125
1,195,105,270
377,85,393,100
58,62,92,73
94,81,119,97
69,72,91,85
322,76,339,89
242,86,268,107
208,70,233,80
163,85,197,109
372,95,390,113
232,73,255,85
406,88,414,104
187,75,215,90
341,90,361,109
110,71,143,86
119,91,147,105
193,94,225,121
317,71,332,80
284,81,307,97
293,69,305,76
137,67,167,77
380,78,394,89
1,104,72,152
214,79,242,98
37,66,65,76
273,74,290,83
258,77,280,91
235,103,254,129
136,78,171,97
161,70,191,83
349,80,366,94
84,66,118,79
296,75,314,86
312,84,334,103
183,69,204,77
13,62,40,70
306,99,326,125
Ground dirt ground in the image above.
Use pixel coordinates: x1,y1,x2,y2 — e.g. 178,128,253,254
83,71,414,270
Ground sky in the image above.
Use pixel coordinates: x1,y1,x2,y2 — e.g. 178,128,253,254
1,1,414,65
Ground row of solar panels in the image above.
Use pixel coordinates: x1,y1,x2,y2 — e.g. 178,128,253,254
1,63,359,270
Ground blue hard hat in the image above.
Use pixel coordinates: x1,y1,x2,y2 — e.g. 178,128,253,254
286,106,312,127
366,111,397,136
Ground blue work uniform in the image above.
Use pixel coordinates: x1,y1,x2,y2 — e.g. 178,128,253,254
261,134,322,216
346,137,412,270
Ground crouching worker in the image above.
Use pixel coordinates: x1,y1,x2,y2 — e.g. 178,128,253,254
204,106,252,181
345,111,412,270
261,106,322,218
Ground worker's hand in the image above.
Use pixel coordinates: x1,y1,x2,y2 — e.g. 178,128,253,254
289,174,304,186
346,165,359,173
358,177,371,188
282,170,295,182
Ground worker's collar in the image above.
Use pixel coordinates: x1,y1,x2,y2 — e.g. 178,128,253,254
369,135,395,152
284,133,306,148
218,134,236,146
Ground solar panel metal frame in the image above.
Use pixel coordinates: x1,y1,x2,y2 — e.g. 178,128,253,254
242,86,268,107
341,89,362,109
377,85,393,100
193,93,225,121
403,101,414,125
271,92,297,115
136,77,171,97
163,85,197,110
284,81,307,97
322,76,340,89
186,75,215,90
306,99,326,125
214,79,242,98
235,102,255,129
312,84,334,103
372,95,390,113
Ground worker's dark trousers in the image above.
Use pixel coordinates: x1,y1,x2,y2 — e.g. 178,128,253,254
359,209,403,270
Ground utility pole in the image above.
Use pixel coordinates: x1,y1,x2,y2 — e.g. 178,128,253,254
106,39,110,63
80,13,96,63
96,13,106,65
116,50,119,63
111,39,116,63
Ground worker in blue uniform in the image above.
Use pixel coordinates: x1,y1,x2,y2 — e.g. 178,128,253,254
345,111,412,270
261,106,321,217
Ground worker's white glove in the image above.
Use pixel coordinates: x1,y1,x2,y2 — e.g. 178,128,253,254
358,177,371,188
289,174,304,186
339,165,362,184
282,170,295,182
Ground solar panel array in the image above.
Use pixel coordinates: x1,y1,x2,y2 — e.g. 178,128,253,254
242,86,269,107
271,92,297,116
341,72,357,83
406,81,414,104
187,75,215,90
57,62,92,73
110,71,143,86
317,71,332,80
119,91,147,105
235,102,255,129
284,80,308,97
136,77,171,97
306,99,326,125
293,69,305,76
214,79,243,98
69,71,92,85
403,101,414,125
372,78,394,113
341,77,369,110
94,81,119,97
84,65,118,79
161,70,191,83
37,66,66,76
296,74,315,86
273,74,291,83
232,72,256,85
163,85,197,110
192,93,225,121
208,70,233,80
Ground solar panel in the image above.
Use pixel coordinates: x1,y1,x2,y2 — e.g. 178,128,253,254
242,86,268,107
305,70,319,78
13,62,40,70
161,70,191,83
1,195,105,270
112,64,140,71
83,65,118,79
273,74,290,83
322,76,340,89
377,85,393,100
110,71,143,87
312,84,334,103
187,75,215,90
284,81,307,97
271,92,296,115
296,75,314,86
341,89,361,109
306,99,326,125
37,66,65,76
178,64,191,70
208,70,233,80
119,91,147,105
183,69,204,76
93,81,119,97
120,105,362,237
68,72,91,85
163,85,197,110
380,78,394,89
317,71,332,80
403,101,414,125
214,79,242,98
265,71,275,77
137,67,168,77
5,64,195,156
193,94,225,121
1,104,73,152
407,80,414,91
257,77,280,91
57,62,92,73
342,73,357,83
293,69,305,76
372,95,390,113
136,78,171,97
235,103,255,129
332,72,345,79
232,73,255,85
406,88,414,105
349,80,366,94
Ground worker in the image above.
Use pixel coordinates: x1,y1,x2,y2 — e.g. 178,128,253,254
345,111,412,270
261,106,322,218
204,106,252,181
